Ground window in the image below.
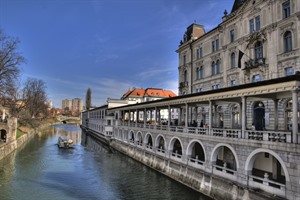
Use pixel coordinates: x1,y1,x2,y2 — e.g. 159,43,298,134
196,88,202,93
216,39,219,51
250,19,255,33
212,84,220,90
231,80,236,86
231,53,236,68
255,16,260,31
212,39,219,52
254,41,263,61
283,0,290,19
196,47,203,59
184,70,187,82
252,74,262,82
249,16,260,33
284,31,292,52
230,29,235,43
196,66,203,79
211,61,216,75
183,55,186,65
216,60,220,74
285,67,294,76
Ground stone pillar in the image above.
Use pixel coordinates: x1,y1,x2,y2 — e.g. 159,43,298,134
273,99,278,130
168,106,171,127
209,101,212,135
241,96,247,139
7,117,17,142
178,107,182,125
292,90,298,143
144,109,147,126
185,103,188,129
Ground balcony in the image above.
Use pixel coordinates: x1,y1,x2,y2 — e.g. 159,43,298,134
179,81,188,88
244,58,265,70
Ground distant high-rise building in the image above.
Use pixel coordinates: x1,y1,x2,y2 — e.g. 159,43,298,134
62,99,72,111
72,98,83,112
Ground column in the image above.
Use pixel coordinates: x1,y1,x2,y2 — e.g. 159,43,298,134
185,103,188,129
178,107,182,125
168,106,171,127
241,96,247,139
2,109,5,121
292,90,298,144
144,108,147,127
273,99,278,130
208,101,212,135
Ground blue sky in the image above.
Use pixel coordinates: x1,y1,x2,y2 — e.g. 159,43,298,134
0,0,234,108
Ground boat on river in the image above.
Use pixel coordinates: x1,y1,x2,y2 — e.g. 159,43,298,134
57,136,73,148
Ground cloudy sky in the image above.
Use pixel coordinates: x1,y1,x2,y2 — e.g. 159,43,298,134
0,0,234,108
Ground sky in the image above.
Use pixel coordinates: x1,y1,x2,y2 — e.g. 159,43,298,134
0,0,234,108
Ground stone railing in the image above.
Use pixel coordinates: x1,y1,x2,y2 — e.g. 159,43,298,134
248,175,285,197
245,130,291,143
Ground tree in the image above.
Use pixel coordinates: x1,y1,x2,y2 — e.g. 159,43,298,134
86,88,91,110
22,78,48,119
0,29,24,100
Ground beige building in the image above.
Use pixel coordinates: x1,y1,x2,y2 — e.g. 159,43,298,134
177,0,300,130
62,99,72,111
72,98,83,112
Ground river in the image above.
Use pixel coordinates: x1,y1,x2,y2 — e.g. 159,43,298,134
0,124,210,200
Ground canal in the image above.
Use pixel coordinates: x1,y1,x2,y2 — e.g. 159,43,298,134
0,124,210,200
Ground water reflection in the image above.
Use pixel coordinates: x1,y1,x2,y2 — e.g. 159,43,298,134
0,124,210,200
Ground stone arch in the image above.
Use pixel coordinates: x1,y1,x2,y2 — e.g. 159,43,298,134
245,148,290,182
129,130,135,143
0,129,7,142
186,139,206,162
211,143,239,170
253,101,265,130
155,134,166,152
144,132,153,149
136,131,143,146
169,137,183,156
228,103,240,129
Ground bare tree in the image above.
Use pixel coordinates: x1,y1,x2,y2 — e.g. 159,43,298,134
0,29,24,100
86,88,91,110
22,78,48,119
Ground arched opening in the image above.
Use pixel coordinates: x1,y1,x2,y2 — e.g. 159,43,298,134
187,140,205,165
285,99,300,131
145,134,153,149
171,138,182,158
136,132,143,146
231,104,240,129
156,135,165,152
213,145,237,174
253,101,265,130
129,131,134,143
245,149,289,197
1,129,7,142
251,152,285,185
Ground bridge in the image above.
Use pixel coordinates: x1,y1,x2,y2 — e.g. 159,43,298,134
56,115,80,124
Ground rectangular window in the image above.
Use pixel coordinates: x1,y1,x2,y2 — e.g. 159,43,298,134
283,0,291,19
216,39,219,51
212,41,215,52
183,55,186,65
231,80,236,86
199,47,203,58
230,29,235,43
250,19,254,33
255,16,260,31
212,84,219,90
196,49,200,59
285,67,294,76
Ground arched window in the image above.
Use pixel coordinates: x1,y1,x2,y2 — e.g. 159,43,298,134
284,31,292,52
211,61,216,75
199,66,203,79
216,60,220,74
231,53,236,68
184,70,187,82
254,41,263,61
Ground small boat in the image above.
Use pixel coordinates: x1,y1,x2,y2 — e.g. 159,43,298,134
57,136,73,148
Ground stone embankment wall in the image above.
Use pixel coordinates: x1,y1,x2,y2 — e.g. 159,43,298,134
0,129,35,161
82,130,283,200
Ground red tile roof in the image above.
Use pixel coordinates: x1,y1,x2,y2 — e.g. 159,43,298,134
121,88,176,99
